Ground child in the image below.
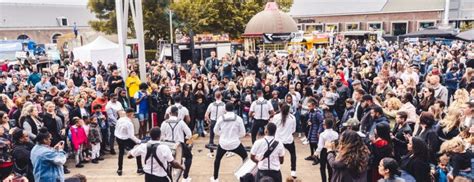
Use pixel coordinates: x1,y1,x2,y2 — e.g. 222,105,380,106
340,98,355,131
434,154,451,182
88,117,102,164
70,117,88,168
305,99,323,165
91,104,108,156
192,95,207,137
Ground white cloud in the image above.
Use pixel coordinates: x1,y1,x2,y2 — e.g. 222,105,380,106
0,0,88,5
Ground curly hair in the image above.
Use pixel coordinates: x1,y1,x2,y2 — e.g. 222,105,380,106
336,131,370,176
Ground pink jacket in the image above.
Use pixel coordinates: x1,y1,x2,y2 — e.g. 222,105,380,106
70,125,88,151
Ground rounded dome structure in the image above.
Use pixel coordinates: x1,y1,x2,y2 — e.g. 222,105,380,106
244,2,298,36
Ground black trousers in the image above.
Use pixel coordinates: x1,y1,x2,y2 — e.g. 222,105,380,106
213,144,248,180
320,148,332,182
109,125,116,152
284,142,297,171
116,137,142,171
251,119,268,143
145,173,169,182
256,170,282,182
209,120,217,152
309,142,318,156
181,143,192,179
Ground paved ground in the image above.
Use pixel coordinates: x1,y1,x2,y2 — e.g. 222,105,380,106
65,135,320,182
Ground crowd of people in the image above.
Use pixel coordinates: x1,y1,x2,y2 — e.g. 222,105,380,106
0,38,472,182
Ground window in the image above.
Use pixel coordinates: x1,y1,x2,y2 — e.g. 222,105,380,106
419,21,435,30
57,17,68,26
305,23,323,33
392,22,408,36
325,23,339,32
51,33,62,43
17,34,29,40
368,22,382,30
297,24,304,31
345,22,360,31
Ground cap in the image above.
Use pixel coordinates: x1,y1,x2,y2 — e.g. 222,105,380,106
343,118,360,127
352,80,361,85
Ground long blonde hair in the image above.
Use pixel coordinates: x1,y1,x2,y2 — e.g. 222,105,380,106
386,97,402,110
0,94,14,110
439,108,463,134
450,89,469,110
440,137,465,154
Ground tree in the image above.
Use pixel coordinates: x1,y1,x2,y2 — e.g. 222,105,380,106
171,0,293,38
87,0,171,48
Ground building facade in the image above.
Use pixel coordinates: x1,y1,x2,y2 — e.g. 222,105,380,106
290,0,473,36
0,3,96,44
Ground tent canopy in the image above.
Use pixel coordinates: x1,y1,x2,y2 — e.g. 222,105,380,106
401,28,457,38
456,29,474,41
73,36,122,68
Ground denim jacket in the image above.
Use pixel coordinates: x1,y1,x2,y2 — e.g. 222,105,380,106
30,144,66,182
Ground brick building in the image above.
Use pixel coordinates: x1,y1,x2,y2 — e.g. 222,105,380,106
0,3,96,44
289,0,474,36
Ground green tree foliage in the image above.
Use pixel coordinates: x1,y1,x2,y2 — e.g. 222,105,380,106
88,0,171,48
87,0,293,48
171,0,293,38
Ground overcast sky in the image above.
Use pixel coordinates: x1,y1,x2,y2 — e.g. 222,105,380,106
0,0,88,5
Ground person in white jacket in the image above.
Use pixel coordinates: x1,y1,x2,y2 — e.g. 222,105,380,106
211,103,247,182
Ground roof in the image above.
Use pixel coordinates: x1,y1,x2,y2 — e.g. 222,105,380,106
289,0,445,17
401,28,457,38
0,3,96,28
456,29,474,41
244,2,298,35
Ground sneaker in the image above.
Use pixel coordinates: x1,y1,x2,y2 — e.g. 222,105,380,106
203,131,208,135
209,177,219,182
75,164,84,168
63,167,70,174
291,171,297,177
91,159,99,164
182,177,192,182
300,137,307,141
302,140,309,145
98,156,105,161
225,152,235,158
137,169,145,175
304,156,314,161
110,150,117,155
117,170,122,176
207,153,215,159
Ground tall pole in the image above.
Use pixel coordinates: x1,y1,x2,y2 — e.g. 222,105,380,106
443,0,450,27
169,9,173,44
134,0,147,82
115,0,127,79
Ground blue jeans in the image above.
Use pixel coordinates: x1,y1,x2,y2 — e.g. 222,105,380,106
242,112,251,132
195,119,204,135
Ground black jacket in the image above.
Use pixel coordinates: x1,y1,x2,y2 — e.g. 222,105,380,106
400,155,431,182
13,142,34,182
42,113,64,145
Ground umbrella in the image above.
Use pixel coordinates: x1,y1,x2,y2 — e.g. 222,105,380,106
456,29,474,41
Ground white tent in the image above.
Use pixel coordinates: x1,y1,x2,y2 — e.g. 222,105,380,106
73,36,123,68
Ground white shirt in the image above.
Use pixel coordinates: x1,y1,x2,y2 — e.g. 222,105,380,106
271,113,296,144
105,101,123,111
214,112,246,150
206,100,226,121
165,103,189,121
114,117,140,143
250,97,274,120
250,136,285,171
129,140,174,177
315,128,339,155
400,71,419,85
160,116,192,143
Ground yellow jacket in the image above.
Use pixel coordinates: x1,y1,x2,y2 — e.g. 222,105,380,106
125,76,141,97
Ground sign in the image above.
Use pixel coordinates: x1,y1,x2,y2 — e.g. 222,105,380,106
290,31,304,42
263,33,293,43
